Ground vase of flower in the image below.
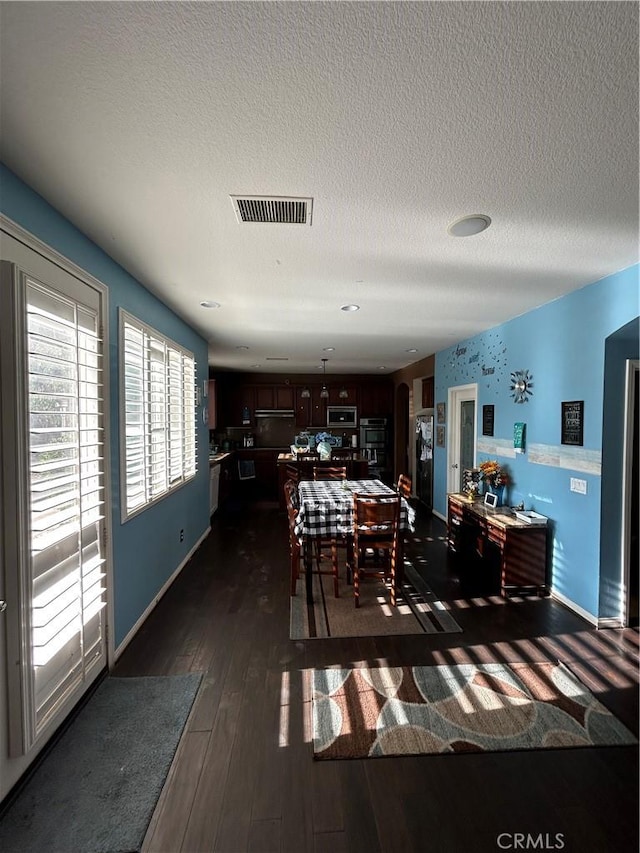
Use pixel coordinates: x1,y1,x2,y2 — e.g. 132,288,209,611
488,484,505,506
479,460,510,506
315,432,333,461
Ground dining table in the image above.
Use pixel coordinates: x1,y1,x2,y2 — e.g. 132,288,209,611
294,478,416,605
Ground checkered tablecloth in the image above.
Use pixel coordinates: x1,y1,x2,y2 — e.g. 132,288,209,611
294,479,415,540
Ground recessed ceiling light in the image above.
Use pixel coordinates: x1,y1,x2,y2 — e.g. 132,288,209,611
199,300,221,308
378,366,387,370
323,347,335,351
249,364,260,368
341,304,360,312
235,345,249,350
448,214,491,237
405,348,418,353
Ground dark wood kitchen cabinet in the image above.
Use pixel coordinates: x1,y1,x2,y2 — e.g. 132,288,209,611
359,382,393,418
294,385,326,427
328,385,358,406
254,384,295,410
208,379,217,429
421,377,434,409
295,386,311,427
235,448,281,500
309,386,327,427
214,376,396,430
222,384,255,426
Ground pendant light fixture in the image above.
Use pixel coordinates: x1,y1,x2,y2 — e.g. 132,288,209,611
320,358,329,398
300,386,311,399
338,386,348,399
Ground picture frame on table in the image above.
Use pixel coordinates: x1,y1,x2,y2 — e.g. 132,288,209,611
484,491,498,508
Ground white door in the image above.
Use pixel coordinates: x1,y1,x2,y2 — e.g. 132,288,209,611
0,229,109,800
446,383,478,494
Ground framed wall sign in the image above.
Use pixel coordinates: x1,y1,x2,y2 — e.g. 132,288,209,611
561,400,584,446
482,405,495,436
436,425,445,447
513,421,526,452
436,402,446,424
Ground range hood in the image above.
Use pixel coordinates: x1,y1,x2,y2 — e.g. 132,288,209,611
254,409,295,418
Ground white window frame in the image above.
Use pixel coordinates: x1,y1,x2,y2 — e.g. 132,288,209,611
119,309,197,522
1,217,112,786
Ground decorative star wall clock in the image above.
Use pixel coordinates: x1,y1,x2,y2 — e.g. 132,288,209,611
510,369,534,403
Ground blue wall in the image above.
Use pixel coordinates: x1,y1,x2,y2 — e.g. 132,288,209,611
434,265,639,619
1,165,211,647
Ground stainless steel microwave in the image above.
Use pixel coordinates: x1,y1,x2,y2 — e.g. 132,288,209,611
326,406,358,427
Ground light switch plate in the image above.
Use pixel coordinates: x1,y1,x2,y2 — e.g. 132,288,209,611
570,477,587,494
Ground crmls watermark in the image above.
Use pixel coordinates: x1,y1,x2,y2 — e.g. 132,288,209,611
497,833,565,850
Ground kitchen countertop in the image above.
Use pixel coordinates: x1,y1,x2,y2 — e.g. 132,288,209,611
209,452,233,466
277,452,367,462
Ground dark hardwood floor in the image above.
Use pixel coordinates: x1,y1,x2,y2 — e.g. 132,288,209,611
113,499,639,853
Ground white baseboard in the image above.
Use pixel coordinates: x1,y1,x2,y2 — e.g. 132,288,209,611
433,509,447,523
550,589,598,626
113,525,211,663
596,616,624,629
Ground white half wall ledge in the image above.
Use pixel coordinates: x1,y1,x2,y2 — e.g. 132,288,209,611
477,438,516,459
528,443,601,476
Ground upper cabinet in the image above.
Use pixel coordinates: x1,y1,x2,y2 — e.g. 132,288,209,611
359,382,393,418
327,384,358,406
255,384,294,410
208,379,217,429
220,383,256,426
421,376,434,409
214,377,394,429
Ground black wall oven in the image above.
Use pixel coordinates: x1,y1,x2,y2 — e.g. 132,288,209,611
360,417,389,480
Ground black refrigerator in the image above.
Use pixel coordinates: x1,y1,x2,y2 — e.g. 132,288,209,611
415,412,434,511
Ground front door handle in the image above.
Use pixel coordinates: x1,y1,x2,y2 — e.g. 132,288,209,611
451,463,459,469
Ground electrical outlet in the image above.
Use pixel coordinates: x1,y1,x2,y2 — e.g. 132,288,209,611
180,528,184,542
570,477,587,494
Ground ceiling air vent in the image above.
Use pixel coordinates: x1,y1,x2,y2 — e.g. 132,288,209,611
230,195,313,225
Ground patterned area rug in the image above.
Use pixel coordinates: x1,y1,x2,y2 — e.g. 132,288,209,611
312,661,637,759
290,561,462,639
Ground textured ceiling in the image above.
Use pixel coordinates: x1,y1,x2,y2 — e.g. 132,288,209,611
1,1,638,373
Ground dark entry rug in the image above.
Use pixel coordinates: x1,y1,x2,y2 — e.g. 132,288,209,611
290,561,462,639
0,673,202,853
312,661,636,759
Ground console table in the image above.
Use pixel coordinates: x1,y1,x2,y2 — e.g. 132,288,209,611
447,493,548,597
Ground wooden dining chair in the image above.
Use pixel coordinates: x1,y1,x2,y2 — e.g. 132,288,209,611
397,473,412,499
350,492,400,607
285,464,300,483
285,479,341,597
313,466,347,480
310,465,348,594
284,479,302,596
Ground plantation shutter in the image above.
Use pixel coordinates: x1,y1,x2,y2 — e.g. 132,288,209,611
27,278,107,734
121,312,197,519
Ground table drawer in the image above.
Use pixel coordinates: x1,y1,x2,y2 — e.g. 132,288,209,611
487,523,506,546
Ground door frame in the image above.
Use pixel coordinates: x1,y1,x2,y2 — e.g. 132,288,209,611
621,359,639,626
446,383,478,494
0,215,115,667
